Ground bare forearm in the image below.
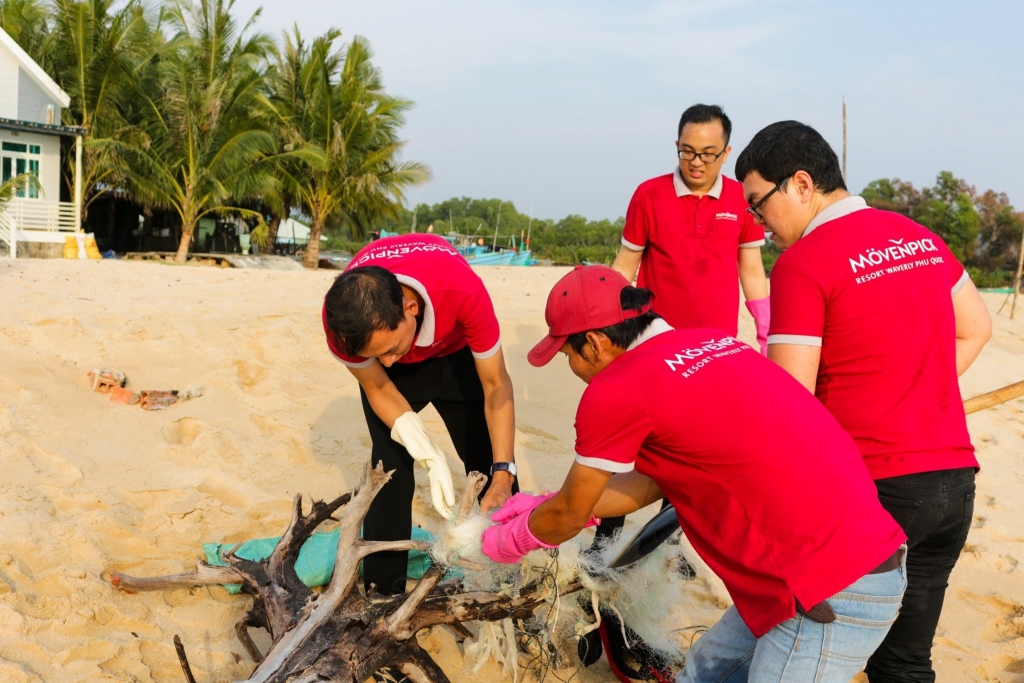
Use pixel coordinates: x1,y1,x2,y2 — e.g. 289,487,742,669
953,281,992,376
482,379,516,465
956,338,988,376
611,246,643,284
593,471,663,518
528,463,612,545
738,249,768,301
363,382,414,428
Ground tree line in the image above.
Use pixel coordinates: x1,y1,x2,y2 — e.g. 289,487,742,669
0,0,428,266
365,173,1022,285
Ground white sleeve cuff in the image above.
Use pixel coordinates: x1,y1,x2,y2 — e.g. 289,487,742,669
574,454,636,473
471,339,502,360
621,237,645,252
767,334,823,347
951,270,970,295
333,354,374,369
739,239,766,248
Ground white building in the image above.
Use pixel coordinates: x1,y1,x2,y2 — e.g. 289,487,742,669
0,26,86,257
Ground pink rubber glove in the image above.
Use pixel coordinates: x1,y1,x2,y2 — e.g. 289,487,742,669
482,512,557,564
745,297,771,356
490,492,557,523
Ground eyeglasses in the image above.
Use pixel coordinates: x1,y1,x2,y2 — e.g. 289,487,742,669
746,176,791,220
677,148,727,164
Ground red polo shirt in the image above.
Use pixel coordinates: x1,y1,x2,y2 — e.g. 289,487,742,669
767,197,977,480
621,170,765,336
322,234,502,368
574,322,905,637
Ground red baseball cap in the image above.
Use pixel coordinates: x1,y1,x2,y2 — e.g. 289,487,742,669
528,265,651,367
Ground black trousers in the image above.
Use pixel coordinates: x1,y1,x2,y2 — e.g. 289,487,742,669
359,346,516,595
866,467,976,683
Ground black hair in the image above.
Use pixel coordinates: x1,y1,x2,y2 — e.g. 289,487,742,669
566,287,660,356
734,120,847,194
324,266,405,356
677,104,732,144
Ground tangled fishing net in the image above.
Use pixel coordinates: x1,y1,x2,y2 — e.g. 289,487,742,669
431,510,700,681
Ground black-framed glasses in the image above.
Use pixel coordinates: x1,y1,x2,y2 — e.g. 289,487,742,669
677,147,727,164
746,176,791,220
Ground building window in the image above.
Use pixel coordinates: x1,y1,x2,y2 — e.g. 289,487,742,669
1,142,42,198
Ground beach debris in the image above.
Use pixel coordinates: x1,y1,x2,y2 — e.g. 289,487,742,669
110,464,565,682
139,386,204,411
108,386,140,405
88,369,127,393
88,369,203,411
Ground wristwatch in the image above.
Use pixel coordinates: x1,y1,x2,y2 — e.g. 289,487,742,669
490,462,518,480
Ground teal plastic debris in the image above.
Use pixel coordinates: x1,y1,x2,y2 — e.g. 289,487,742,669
203,526,444,595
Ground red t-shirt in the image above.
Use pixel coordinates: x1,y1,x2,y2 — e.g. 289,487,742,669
322,234,502,368
768,198,977,480
621,170,765,336
574,322,905,637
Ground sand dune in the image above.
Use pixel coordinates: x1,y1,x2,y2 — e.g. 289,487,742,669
0,258,1021,682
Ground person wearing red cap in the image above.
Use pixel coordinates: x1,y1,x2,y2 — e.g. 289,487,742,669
611,104,770,351
322,233,518,598
735,121,992,682
482,265,908,682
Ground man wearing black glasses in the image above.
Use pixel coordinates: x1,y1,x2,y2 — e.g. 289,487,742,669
611,104,770,353
736,121,992,682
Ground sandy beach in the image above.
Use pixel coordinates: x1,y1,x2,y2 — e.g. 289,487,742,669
0,258,1021,682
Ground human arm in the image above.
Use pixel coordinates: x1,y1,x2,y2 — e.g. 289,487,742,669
474,348,516,511
347,362,455,518
768,343,821,393
611,245,644,284
347,361,414,428
527,462,613,545
738,247,768,302
592,471,663,519
952,278,992,376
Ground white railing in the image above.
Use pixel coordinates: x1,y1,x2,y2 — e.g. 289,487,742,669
4,198,77,232
0,211,15,258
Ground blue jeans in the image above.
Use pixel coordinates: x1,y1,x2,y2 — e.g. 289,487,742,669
677,552,907,683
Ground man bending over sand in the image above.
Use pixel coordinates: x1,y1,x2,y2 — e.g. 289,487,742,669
482,265,907,682
322,233,518,597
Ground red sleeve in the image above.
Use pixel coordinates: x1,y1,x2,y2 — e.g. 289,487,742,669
767,257,826,347
574,382,652,473
321,302,373,368
738,210,766,248
459,277,502,359
621,186,650,251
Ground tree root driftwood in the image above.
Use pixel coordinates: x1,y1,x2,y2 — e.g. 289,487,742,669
111,463,563,683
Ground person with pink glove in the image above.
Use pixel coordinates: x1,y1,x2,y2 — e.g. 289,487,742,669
610,104,770,353
483,265,908,682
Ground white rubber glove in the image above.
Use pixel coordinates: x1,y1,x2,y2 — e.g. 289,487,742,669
391,412,456,520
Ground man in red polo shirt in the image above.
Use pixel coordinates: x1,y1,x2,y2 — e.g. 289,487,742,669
482,266,907,682
612,104,770,350
736,121,992,682
322,233,518,597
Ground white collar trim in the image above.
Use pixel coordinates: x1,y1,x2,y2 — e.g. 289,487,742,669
673,167,723,199
627,318,674,351
803,195,869,237
395,274,436,347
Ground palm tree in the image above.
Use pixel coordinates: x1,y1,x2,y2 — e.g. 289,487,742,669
115,0,279,262
48,0,156,225
0,0,52,71
264,27,428,268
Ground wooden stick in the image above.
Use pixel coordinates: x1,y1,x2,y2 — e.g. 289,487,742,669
173,635,198,683
964,379,1024,414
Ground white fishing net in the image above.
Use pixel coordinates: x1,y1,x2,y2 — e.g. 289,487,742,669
431,511,698,681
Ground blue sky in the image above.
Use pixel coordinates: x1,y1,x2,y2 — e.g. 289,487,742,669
235,0,1024,221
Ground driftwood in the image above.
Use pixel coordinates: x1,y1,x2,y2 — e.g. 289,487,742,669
111,463,570,682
